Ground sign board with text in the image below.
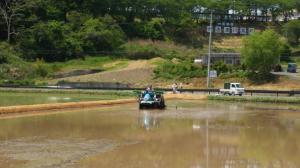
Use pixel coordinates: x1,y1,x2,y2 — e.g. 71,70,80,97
206,26,255,35
209,70,217,78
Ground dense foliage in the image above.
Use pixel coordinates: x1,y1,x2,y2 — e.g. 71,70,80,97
0,0,299,84
279,44,292,62
154,60,207,80
0,0,299,62
242,30,283,82
18,15,125,62
122,40,198,60
283,20,300,45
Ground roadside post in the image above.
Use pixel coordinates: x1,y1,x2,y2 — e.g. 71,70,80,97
207,11,213,88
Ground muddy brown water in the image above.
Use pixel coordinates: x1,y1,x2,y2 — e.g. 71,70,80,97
0,100,299,168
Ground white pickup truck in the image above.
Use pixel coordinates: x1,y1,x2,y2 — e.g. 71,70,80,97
220,83,245,96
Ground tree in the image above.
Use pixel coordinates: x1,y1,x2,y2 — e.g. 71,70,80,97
279,44,292,62
79,15,125,53
19,21,81,62
283,20,300,45
138,18,165,40
241,30,282,82
0,0,26,42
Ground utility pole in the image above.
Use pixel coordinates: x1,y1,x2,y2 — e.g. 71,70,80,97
207,11,213,88
233,0,236,23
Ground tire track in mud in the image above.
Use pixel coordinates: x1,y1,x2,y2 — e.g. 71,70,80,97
0,136,139,168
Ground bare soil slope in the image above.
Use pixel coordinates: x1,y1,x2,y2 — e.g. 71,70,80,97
49,58,164,86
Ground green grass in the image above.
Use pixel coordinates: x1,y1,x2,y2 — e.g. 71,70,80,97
208,95,300,104
122,40,198,60
0,88,136,97
47,56,129,72
0,91,134,106
154,60,207,80
0,88,137,106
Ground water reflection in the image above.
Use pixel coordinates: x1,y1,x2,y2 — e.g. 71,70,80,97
138,110,160,131
0,101,299,168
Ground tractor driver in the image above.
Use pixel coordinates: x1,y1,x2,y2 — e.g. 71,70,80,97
143,85,154,101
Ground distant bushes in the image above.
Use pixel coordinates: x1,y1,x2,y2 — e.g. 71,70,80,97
80,17,126,53
0,42,21,64
0,79,36,86
279,44,292,62
19,21,77,62
19,15,125,62
0,42,53,84
212,61,233,74
208,95,300,104
211,61,247,79
137,18,166,40
34,59,50,78
168,13,204,48
0,42,35,82
283,20,300,45
121,40,198,59
218,70,248,79
154,60,207,79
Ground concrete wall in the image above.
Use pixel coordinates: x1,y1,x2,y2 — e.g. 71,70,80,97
57,81,131,89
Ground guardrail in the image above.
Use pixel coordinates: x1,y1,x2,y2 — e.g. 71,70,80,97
1,86,300,97
245,90,300,97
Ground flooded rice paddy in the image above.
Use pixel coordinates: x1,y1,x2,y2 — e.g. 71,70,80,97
0,100,299,168
0,92,127,107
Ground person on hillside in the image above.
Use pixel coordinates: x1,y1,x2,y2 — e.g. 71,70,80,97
179,83,183,93
172,83,178,94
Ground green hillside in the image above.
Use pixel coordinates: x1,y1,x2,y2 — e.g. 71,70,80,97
1,0,300,88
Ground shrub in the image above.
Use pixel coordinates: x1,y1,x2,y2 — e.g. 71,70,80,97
34,59,50,78
0,79,35,86
154,60,206,79
0,42,20,64
0,63,36,81
212,61,233,74
219,70,247,79
137,18,166,40
283,20,300,45
121,40,198,60
0,43,37,82
122,42,161,59
279,44,292,62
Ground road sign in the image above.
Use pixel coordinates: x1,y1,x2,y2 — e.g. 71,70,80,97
194,58,203,63
209,70,217,78
207,26,213,33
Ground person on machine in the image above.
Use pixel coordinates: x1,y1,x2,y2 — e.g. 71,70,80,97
143,85,154,101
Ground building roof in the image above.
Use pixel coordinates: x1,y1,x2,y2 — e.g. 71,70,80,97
202,53,241,58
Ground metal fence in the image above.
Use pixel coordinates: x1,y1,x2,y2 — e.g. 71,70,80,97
1,86,300,97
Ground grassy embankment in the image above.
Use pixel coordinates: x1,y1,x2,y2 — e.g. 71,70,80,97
208,95,300,104
0,88,138,115
3,38,300,89
0,88,135,95
42,38,300,90
0,88,131,115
